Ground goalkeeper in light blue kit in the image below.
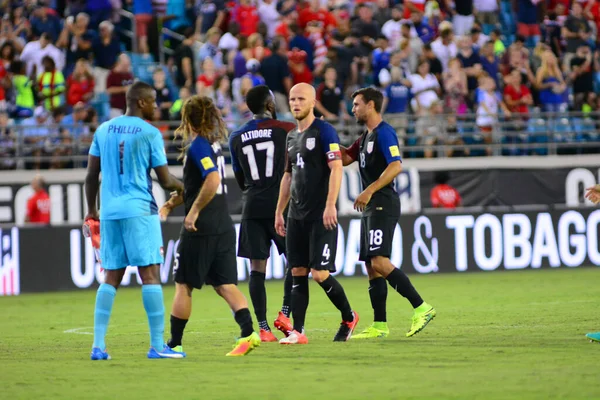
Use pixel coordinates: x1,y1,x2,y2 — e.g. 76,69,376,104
585,184,600,343
85,81,186,360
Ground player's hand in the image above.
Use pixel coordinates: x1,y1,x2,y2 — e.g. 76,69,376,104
585,184,600,204
84,210,99,222
275,213,286,237
354,189,373,212
323,205,338,230
184,211,199,232
159,203,172,221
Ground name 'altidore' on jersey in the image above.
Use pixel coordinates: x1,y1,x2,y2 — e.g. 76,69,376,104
355,121,402,217
229,118,295,219
89,116,167,220
182,135,232,236
286,118,341,221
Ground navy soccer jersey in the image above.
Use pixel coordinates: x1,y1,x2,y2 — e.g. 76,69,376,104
89,116,167,220
347,121,402,217
286,118,341,221
182,136,231,235
229,118,295,219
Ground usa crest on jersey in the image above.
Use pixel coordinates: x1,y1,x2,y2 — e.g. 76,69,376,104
367,141,374,154
306,137,315,150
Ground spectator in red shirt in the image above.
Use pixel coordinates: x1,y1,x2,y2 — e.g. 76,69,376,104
67,59,95,106
288,48,313,85
106,54,133,118
298,0,337,32
26,175,51,224
430,172,462,209
503,68,532,115
233,0,260,37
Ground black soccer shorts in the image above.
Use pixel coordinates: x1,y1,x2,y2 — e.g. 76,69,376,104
286,218,337,271
237,218,286,259
359,216,398,262
174,228,238,289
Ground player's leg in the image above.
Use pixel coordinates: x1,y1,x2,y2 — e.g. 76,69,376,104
211,228,260,356
309,221,359,342
91,219,127,360
269,219,293,335
167,283,193,350
124,215,185,358
279,218,310,344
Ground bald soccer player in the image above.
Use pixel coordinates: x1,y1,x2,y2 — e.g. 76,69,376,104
275,83,359,345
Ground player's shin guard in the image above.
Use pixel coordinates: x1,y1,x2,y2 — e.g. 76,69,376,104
249,271,269,330
319,276,353,322
385,269,424,308
93,283,116,350
291,275,309,332
142,284,165,350
281,266,293,318
234,308,255,337
369,277,388,322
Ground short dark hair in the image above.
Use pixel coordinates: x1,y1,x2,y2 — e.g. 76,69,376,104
352,87,384,113
434,171,450,185
246,85,273,114
126,80,155,103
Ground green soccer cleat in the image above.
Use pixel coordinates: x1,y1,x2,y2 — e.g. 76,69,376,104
226,332,261,356
586,332,600,343
171,345,184,353
351,322,389,339
406,303,436,337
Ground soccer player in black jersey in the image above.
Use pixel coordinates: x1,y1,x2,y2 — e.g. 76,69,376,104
159,96,260,356
275,83,359,344
229,85,295,342
342,87,436,339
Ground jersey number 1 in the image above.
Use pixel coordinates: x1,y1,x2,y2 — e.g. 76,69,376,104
242,141,274,180
119,141,124,174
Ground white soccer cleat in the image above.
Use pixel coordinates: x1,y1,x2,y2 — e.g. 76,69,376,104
279,330,308,345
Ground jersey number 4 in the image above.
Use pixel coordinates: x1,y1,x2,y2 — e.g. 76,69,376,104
242,141,274,180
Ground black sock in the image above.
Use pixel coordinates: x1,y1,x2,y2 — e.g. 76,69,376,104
168,315,188,348
234,308,254,337
249,271,269,330
319,276,353,322
281,266,293,317
369,277,388,322
386,269,423,308
291,275,309,332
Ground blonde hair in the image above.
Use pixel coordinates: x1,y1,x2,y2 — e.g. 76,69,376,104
174,95,228,160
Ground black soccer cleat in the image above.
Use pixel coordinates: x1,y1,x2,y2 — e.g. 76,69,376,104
333,311,359,342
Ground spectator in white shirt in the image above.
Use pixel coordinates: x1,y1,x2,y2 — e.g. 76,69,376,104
258,0,281,39
474,0,499,34
19,33,64,78
431,28,458,71
381,5,405,50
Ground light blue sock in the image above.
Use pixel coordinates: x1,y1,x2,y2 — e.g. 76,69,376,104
142,284,165,350
93,283,117,350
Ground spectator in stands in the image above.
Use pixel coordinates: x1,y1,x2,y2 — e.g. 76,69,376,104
316,65,349,121
92,21,120,94
233,0,260,37
61,102,90,139
430,171,462,208
372,35,391,87
199,27,224,70
457,36,482,97
8,60,34,119
474,0,499,35
196,57,217,97
25,175,50,224
219,22,240,53
0,14,24,53
536,50,567,112
411,11,434,44
258,0,281,39
476,75,510,155
452,0,475,36
152,68,173,121
298,0,336,32
260,37,292,114
133,0,153,54
21,106,51,169
516,0,542,47
501,35,530,76
431,27,457,71
0,111,16,170
213,75,233,123
404,0,426,19
480,40,500,89
106,53,133,118
9,5,32,45
410,60,441,114
38,56,66,112
57,12,93,77
489,29,506,56
570,44,595,110
563,3,593,72
247,33,271,62
443,58,469,115
169,86,191,120
352,4,380,40
381,5,404,50
86,0,114,30
374,0,392,27
542,11,562,58
288,49,313,85
19,33,64,78
67,59,94,107
196,0,226,37
400,22,423,73
288,22,314,71
274,5,297,41
470,25,489,52
504,68,533,116
173,28,196,89
422,43,444,81
381,66,410,139
29,6,62,42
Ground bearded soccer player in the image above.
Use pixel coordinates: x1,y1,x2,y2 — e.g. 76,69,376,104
585,183,600,343
275,83,359,345
85,81,186,360
341,87,436,339
229,85,295,342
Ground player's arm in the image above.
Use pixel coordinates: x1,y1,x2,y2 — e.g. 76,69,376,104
184,171,220,232
228,135,245,190
274,150,292,237
322,124,343,230
340,137,360,166
154,166,184,193
585,184,600,205
354,128,402,212
84,154,101,220
151,131,184,193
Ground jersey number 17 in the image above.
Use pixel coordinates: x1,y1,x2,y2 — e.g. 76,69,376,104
242,141,275,180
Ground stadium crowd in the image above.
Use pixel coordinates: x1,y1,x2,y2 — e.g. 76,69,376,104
0,0,599,169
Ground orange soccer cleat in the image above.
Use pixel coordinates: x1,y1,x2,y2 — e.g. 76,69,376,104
259,329,278,343
273,311,293,337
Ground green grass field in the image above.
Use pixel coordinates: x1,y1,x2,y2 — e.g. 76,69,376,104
1,268,599,400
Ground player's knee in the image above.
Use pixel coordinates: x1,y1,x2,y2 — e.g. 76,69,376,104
213,284,236,298
138,264,160,284
250,260,267,273
370,256,392,275
291,267,309,277
310,269,329,283
365,264,382,280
